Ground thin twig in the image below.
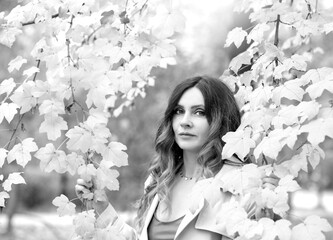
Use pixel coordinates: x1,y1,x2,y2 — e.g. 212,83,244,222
56,138,69,151
5,113,25,150
83,25,103,45
22,13,59,26
32,60,41,82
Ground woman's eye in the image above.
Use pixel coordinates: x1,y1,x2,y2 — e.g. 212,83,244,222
174,108,184,115
195,109,205,116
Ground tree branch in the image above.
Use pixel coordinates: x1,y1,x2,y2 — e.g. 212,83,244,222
274,12,281,48
22,13,59,26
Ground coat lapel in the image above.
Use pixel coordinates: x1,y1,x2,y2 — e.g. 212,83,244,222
140,194,159,240
174,196,205,239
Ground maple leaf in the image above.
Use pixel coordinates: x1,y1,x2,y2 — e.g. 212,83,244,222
10,81,38,113
302,144,325,170
2,172,26,191
0,26,22,47
52,194,76,217
216,200,249,236
66,125,93,153
279,144,324,177
39,99,65,115
0,191,10,207
84,120,111,155
7,138,38,167
257,188,289,215
295,19,321,37
272,79,305,105
229,51,252,73
248,84,273,109
152,39,176,59
240,108,275,132
23,66,40,79
65,152,85,175
319,107,333,119
0,148,8,168
297,101,321,123
225,27,248,48
0,78,16,96
222,127,256,160
218,164,263,194
291,215,332,240
78,164,97,182
86,108,110,126
324,22,333,34
83,72,113,109
73,210,96,238
101,142,128,168
236,218,263,239
39,113,68,141
150,6,185,39
76,46,107,72
306,79,333,99
96,166,120,191
34,143,67,173
0,102,19,124
272,105,299,128
247,23,270,44
259,218,292,240
263,42,285,62
253,129,285,160
66,25,89,43
8,55,27,72
239,71,253,86
280,153,308,177
128,54,158,77
300,118,333,145
279,126,300,150
275,175,300,193
274,55,309,78
299,67,333,84
221,75,237,92
272,101,320,128
31,80,52,99
106,70,134,94
289,54,309,71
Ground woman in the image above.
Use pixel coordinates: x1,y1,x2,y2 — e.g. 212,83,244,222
76,76,278,240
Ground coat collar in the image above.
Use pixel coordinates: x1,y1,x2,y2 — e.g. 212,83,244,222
140,194,159,240
139,183,206,240
139,163,241,240
174,196,205,239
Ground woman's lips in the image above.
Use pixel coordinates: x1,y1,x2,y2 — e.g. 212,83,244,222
178,132,195,137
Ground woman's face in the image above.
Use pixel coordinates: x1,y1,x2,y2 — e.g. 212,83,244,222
172,87,210,155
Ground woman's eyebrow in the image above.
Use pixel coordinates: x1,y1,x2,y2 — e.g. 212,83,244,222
176,104,204,108
191,104,205,109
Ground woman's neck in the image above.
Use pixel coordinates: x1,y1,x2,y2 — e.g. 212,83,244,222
182,151,201,178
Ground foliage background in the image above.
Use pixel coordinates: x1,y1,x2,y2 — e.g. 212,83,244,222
0,0,333,239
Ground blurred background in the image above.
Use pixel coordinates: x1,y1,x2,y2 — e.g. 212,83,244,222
0,0,333,239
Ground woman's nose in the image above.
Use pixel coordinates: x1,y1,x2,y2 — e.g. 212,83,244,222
180,113,193,128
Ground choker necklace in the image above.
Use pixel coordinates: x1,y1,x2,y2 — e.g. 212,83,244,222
179,169,193,181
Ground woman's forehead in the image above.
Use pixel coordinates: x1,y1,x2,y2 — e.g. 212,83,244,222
177,87,204,106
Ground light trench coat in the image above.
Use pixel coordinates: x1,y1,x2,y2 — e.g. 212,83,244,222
96,162,256,240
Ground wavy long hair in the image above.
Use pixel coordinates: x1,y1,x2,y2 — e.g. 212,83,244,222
136,76,241,230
